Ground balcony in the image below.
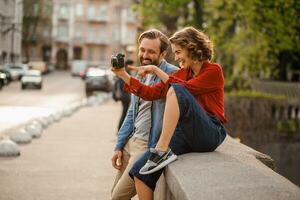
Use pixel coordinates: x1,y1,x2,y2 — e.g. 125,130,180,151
57,13,69,20
72,36,85,45
86,37,109,45
87,15,108,23
55,36,69,43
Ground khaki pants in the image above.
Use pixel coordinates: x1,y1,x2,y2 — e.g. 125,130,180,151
111,137,148,200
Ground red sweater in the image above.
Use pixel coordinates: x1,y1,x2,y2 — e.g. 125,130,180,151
124,62,227,123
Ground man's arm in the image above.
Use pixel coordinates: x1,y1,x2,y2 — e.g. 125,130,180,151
114,99,134,151
111,97,134,170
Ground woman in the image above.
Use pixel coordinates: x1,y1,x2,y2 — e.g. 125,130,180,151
112,26,227,199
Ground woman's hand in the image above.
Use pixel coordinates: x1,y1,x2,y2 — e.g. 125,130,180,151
128,65,157,78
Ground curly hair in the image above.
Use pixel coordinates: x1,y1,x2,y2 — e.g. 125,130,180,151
169,27,214,61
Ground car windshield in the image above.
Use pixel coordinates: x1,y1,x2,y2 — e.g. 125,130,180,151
25,71,41,76
26,74,39,77
9,65,22,69
86,70,106,77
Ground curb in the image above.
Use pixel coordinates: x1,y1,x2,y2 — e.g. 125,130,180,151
0,93,111,157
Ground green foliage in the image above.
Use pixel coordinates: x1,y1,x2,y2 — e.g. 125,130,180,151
226,90,286,100
133,0,203,34
133,0,300,89
276,120,300,136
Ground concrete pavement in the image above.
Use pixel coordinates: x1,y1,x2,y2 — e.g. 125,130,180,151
0,100,122,200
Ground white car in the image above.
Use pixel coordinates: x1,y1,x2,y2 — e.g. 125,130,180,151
4,63,28,80
21,70,42,89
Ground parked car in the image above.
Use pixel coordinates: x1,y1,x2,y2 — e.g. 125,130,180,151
21,70,42,89
0,72,5,89
85,68,112,96
28,61,48,74
0,68,12,84
80,65,98,80
71,60,87,76
4,63,28,80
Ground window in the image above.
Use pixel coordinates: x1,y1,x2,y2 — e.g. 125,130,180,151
99,29,107,41
59,4,69,18
76,4,83,16
74,28,82,38
99,47,106,61
43,26,51,37
88,5,96,19
33,3,39,16
126,8,135,22
58,26,68,38
88,47,93,60
99,5,108,19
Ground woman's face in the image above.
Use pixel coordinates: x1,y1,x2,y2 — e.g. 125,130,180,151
171,44,193,69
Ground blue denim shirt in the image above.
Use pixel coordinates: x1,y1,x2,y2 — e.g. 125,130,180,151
114,60,178,150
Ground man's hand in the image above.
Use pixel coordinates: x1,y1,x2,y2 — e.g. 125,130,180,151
111,67,131,85
111,150,123,170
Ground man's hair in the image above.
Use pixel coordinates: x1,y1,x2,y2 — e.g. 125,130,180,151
138,29,169,53
169,27,214,61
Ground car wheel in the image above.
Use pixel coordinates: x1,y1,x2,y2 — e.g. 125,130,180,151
38,84,42,89
21,84,26,90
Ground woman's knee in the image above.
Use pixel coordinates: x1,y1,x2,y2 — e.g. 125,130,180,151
167,86,176,98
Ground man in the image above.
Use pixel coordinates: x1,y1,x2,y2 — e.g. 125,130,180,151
112,59,133,131
111,29,177,200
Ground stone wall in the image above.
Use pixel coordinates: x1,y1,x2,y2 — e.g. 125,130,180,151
155,136,300,200
224,95,300,186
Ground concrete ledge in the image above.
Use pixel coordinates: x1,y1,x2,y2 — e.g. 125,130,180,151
161,136,300,200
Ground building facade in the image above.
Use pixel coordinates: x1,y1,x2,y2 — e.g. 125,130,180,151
51,0,139,70
22,0,53,64
0,0,23,64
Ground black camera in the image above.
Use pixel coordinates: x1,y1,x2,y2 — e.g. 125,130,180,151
111,53,125,69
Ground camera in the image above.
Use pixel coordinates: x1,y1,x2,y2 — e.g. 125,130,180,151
111,53,125,69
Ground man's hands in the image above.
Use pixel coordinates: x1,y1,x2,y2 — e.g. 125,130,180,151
111,150,123,170
111,67,131,85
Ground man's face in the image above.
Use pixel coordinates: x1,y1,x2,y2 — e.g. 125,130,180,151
138,38,165,66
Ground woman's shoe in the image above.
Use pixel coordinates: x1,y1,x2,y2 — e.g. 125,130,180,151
139,148,177,175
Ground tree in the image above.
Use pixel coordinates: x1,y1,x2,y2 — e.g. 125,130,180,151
133,0,300,89
22,0,53,63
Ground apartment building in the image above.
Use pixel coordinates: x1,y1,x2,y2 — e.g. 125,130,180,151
22,0,53,63
52,0,139,70
0,0,23,64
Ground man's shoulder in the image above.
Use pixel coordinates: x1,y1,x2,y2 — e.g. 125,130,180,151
160,60,178,73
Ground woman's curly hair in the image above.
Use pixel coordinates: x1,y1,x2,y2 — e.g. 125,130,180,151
169,27,214,61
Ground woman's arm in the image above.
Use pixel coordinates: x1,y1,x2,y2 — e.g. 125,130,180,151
111,66,169,101
129,65,169,83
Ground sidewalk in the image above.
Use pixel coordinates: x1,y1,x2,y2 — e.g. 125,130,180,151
0,100,121,200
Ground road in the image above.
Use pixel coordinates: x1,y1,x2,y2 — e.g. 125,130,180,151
0,71,85,132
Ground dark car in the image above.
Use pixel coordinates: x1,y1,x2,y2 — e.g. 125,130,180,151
0,72,5,89
85,68,112,96
0,68,12,84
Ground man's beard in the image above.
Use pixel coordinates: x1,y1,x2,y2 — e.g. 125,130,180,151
140,57,160,66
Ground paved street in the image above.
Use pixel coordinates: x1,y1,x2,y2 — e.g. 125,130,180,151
0,71,85,132
0,100,122,200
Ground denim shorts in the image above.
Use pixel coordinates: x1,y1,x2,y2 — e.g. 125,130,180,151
129,83,227,191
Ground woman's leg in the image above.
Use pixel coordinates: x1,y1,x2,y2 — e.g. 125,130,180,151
134,177,153,200
155,87,179,151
